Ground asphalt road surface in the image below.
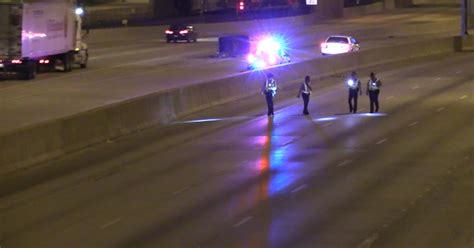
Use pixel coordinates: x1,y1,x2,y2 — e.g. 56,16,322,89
1,50,472,247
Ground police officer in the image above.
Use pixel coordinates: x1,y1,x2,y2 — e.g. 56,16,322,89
261,73,278,116
297,75,312,115
347,71,362,113
366,72,382,113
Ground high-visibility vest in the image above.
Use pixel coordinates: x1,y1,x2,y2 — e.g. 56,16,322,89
302,82,311,94
266,79,277,91
368,79,380,91
348,78,360,90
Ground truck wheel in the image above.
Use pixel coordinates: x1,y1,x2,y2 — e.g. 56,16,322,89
63,52,73,72
17,62,37,80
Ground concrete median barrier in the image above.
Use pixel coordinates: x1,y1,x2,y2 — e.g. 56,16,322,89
0,36,464,176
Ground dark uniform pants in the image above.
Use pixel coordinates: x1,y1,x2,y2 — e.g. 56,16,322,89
348,89,359,113
265,91,274,115
302,93,310,115
368,90,380,113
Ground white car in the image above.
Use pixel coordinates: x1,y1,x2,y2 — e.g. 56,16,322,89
320,35,360,56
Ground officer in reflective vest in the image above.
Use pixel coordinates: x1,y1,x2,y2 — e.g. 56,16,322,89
297,75,313,115
347,71,362,113
261,73,278,116
366,72,382,113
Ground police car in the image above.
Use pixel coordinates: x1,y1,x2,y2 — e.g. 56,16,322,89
320,35,360,56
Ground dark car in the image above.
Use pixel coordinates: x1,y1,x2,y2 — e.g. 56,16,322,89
165,24,198,43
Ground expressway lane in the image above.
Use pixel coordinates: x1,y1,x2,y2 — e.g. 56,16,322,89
0,51,472,247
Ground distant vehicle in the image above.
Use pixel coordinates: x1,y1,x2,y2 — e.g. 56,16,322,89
247,37,291,70
0,1,88,80
320,35,360,56
165,24,198,43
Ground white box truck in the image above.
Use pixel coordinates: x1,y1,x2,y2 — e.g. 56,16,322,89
0,0,88,80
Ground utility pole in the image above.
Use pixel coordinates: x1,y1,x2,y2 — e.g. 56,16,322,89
461,0,469,36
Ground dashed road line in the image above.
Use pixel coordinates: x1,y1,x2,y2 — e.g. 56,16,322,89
435,77,441,81
460,95,468,100
456,70,462,74
376,138,388,145
436,107,445,112
291,184,308,194
233,216,252,228
357,233,380,248
409,121,419,127
100,218,121,229
411,86,419,90
386,96,394,100
337,160,353,167
173,186,190,195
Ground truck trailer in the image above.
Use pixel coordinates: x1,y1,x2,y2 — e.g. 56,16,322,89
0,0,88,80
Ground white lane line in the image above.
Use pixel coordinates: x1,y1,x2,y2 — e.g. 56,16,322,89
233,216,252,228
409,121,419,127
337,160,353,167
323,122,334,127
100,218,121,229
460,95,468,100
357,233,380,248
456,70,462,74
436,107,445,112
412,86,419,90
386,96,395,100
435,77,441,81
173,186,190,195
291,184,308,194
376,138,388,145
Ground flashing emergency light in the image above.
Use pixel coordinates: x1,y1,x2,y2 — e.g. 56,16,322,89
75,7,84,15
247,54,256,63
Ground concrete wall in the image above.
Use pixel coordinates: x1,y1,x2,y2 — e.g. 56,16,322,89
0,36,467,176
343,2,384,17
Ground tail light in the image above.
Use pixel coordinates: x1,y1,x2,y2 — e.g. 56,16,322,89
238,1,245,11
11,59,22,64
39,59,50,64
179,30,189,34
165,30,173,34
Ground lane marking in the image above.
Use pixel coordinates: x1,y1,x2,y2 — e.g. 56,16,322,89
435,77,441,81
291,184,308,194
337,160,353,167
233,216,252,228
386,96,394,100
456,70,462,74
376,138,388,145
323,122,334,127
357,233,379,248
409,121,419,127
173,186,190,195
100,218,121,229
411,86,419,90
436,107,445,112
460,95,468,100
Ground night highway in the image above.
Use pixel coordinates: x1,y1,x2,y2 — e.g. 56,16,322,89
1,50,472,247
1,0,473,247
